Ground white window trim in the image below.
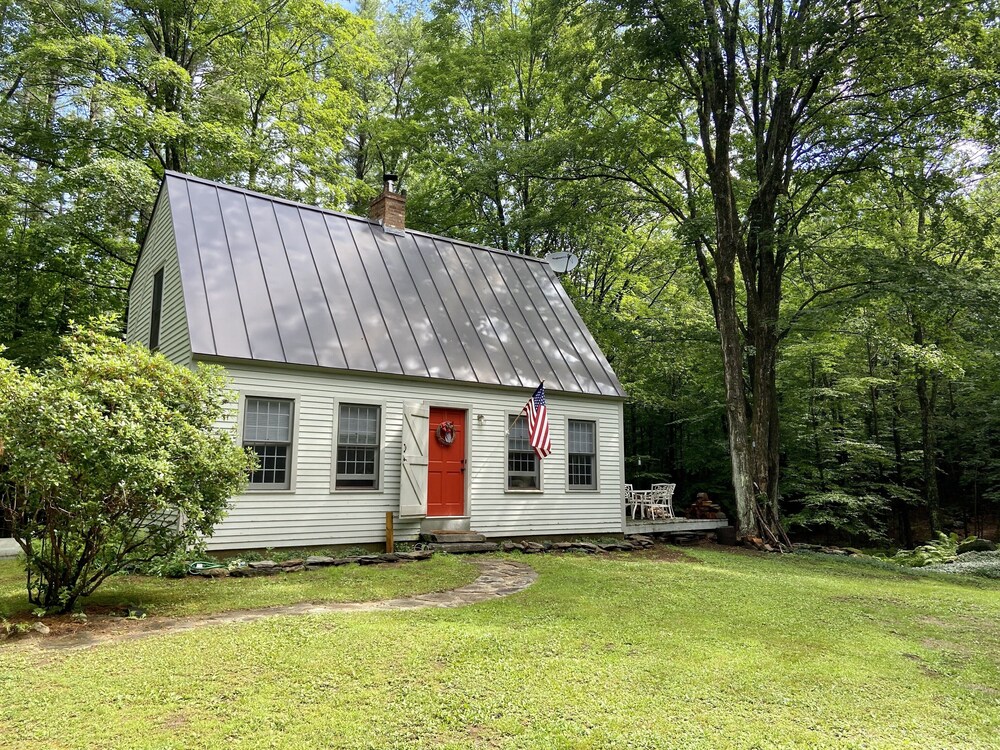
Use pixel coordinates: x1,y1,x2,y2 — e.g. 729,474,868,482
505,411,544,494
566,416,599,492
331,398,387,493
237,392,301,494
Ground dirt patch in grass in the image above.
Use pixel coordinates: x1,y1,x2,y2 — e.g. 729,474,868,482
966,683,1000,696
901,652,941,677
921,637,971,654
467,724,503,748
1,604,136,637
917,615,956,628
614,544,700,563
690,540,779,560
160,712,191,731
830,594,907,607
3,607,175,644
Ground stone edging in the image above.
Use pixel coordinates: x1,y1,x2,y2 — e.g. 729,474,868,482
191,550,434,578
25,559,538,653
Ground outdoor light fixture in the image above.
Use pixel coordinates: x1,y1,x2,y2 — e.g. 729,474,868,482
476,413,485,424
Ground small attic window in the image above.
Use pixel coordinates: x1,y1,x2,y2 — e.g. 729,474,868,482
149,267,164,351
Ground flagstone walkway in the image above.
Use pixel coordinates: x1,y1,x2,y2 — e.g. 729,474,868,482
25,559,538,652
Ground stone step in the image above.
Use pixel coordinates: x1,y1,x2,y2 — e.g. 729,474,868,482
419,516,471,533
424,542,499,554
420,531,486,544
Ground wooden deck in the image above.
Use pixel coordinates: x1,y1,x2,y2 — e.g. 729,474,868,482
625,517,730,535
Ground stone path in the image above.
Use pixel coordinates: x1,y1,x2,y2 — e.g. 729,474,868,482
29,559,538,652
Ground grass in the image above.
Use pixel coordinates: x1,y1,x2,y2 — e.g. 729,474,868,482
1,547,999,749
0,554,477,619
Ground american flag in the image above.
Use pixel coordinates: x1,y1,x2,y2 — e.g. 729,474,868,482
523,384,552,459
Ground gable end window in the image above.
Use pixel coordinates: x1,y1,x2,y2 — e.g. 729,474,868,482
336,404,381,489
243,397,294,490
568,420,596,489
149,267,164,351
507,414,540,490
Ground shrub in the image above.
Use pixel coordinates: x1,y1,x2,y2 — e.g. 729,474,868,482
887,532,965,568
0,319,254,613
137,548,199,579
786,492,890,544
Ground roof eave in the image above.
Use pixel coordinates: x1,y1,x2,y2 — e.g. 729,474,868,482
192,352,628,400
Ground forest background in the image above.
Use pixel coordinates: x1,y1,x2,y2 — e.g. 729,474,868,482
2,0,999,546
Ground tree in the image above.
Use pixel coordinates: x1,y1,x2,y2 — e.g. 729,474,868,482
587,0,992,539
775,149,1000,544
345,0,427,211
0,320,253,613
0,0,372,365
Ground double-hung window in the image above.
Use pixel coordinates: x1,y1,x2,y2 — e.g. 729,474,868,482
507,414,540,490
568,419,596,489
243,397,294,490
336,404,381,489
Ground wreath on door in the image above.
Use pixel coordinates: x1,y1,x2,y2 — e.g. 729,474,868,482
435,421,456,446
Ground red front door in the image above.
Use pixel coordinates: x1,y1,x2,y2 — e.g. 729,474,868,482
427,407,466,516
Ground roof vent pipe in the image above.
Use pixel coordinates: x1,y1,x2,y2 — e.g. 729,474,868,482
369,172,406,235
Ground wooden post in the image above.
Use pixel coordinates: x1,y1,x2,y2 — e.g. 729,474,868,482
385,511,394,553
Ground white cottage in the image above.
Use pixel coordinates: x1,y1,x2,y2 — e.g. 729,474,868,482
125,172,627,551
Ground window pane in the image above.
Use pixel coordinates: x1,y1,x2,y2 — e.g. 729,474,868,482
337,447,377,477
244,398,291,442
249,444,288,487
568,420,595,454
508,415,531,452
338,404,380,446
508,450,537,475
568,454,594,488
507,448,539,490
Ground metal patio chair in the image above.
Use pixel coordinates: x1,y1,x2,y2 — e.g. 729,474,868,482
625,483,654,520
649,483,677,519
625,483,638,519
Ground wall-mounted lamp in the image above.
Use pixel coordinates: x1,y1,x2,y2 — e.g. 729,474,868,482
476,414,485,425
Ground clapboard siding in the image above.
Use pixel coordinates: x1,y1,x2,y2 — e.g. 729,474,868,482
125,191,191,366
206,362,624,549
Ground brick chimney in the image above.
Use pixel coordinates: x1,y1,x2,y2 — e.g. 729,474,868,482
369,173,406,234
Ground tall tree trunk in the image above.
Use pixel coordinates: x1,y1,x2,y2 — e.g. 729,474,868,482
715,267,758,536
914,320,941,535
890,357,913,547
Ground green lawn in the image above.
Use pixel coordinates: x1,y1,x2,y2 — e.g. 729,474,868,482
0,555,477,619
1,548,999,749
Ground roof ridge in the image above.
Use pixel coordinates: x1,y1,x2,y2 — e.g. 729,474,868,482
162,170,548,265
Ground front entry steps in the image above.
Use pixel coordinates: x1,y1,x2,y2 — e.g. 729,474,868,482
419,516,471,533
420,529,499,553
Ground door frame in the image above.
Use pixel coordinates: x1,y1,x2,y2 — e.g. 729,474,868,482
427,403,472,518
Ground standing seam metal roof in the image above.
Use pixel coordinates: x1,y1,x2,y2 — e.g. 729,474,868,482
158,171,626,398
